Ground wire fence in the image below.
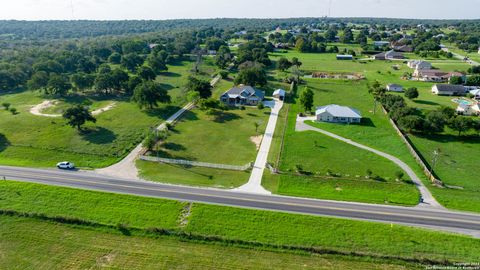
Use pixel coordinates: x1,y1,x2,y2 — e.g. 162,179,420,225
139,155,253,171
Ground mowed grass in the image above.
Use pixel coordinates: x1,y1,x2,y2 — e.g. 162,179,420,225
266,79,421,205
0,181,183,229
408,132,480,212
0,59,218,169
2,181,480,264
1,216,420,270
186,204,480,262
137,160,250,188
152,107,268,165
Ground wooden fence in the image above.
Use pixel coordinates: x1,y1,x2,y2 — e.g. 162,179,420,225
139,155,253,171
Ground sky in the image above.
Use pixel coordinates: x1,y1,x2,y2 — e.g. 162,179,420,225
0,0,479,20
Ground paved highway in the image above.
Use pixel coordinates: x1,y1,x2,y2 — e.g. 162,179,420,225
1,165,480,237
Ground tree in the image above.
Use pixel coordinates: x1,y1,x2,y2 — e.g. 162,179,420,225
121,53,144,72
137,66,156,81
404,87,419,100
299,87,314,112
2,102,11,110
132,81,171,109
277,57,292,71
46,74,71,95
291,57,302,68
71,73,94,91
398,115,424,133
449,76,464,85
27,71,49,91
205,37,227,51
125,75,142,95
448,116,473,136
425,111,446,134
0,70,16,91
234,65,267,87
254,122,260,133
147,54,168,74
63,105,96,131
186,76,212,99
466,75,480,86
341,28,354,44
108,52,122,64
395,171,404,180
215,45,232,69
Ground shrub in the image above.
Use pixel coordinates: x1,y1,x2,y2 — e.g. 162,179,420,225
257,103,264,110
2,102,11,110
9,108,17,115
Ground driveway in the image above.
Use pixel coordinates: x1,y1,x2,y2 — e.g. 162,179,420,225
234,99,284,194
296,116,442,209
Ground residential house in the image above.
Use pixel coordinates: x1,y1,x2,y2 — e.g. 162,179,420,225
273,89,286,101
413,69,463,82
336,54,353,60
408,60,432,70
469,89,480,100
431,84,467,96
456,102,480,116
386,84,404,92
220,85,265,106
374,41,390,47
374,50,404,60
316,104,362,124
393,45,413,52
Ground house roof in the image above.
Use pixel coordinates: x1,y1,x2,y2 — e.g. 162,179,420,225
419,70,463,77
434,84,465,92
223,85,264,99
273,89,286,96
470,89,480,95
316,105,362,118
387,84,403,88
336,54,353,58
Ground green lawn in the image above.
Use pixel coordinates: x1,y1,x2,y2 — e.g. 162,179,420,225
2,181,480,264
186,204,480,263
0,59,220,169
137,160,251,188
1,216,420,270
151,106,268,165
264,79,422,205
268,50,480,212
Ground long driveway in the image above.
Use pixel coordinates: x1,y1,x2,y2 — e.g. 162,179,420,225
235,99,284,194
295,116,442,208
1,165,479,237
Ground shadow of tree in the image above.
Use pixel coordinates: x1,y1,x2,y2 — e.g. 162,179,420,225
80,127,117,145
159,72,181,77
413,100,440,106
213,111,242,123
163,142,186,151
145,105,181,119
0,133,10,152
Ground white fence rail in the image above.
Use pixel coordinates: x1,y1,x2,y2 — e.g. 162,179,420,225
140,155,252,171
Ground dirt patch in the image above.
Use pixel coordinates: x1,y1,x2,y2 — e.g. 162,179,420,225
92,102,116,116
250,135,263,150
30,100,61,117
178,202,193,228
96,252,116,267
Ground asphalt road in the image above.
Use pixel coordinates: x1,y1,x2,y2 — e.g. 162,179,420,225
1,165,480,237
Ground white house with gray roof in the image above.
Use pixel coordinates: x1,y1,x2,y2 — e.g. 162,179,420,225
220,85,265,106
316,105,362,123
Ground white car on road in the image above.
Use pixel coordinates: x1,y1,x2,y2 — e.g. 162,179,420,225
56,161,75,170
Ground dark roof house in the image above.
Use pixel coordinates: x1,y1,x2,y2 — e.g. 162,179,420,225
220,85,265,106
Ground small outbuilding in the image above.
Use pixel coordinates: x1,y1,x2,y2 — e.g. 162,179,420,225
386,84,404,92
273,89,286,101
316,104,362,124
336,55,353,60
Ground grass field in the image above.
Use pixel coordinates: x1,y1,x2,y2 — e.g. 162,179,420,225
263,79,422,205
0,58,220,169
151,106,268,165
1,216,421,270
268,50,480,211
2,181,480,264
137,160,251,188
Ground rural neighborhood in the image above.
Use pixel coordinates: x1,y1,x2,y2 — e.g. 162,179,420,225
1,1,480,269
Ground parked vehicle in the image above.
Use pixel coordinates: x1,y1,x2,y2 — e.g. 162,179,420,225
56,161,75,170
